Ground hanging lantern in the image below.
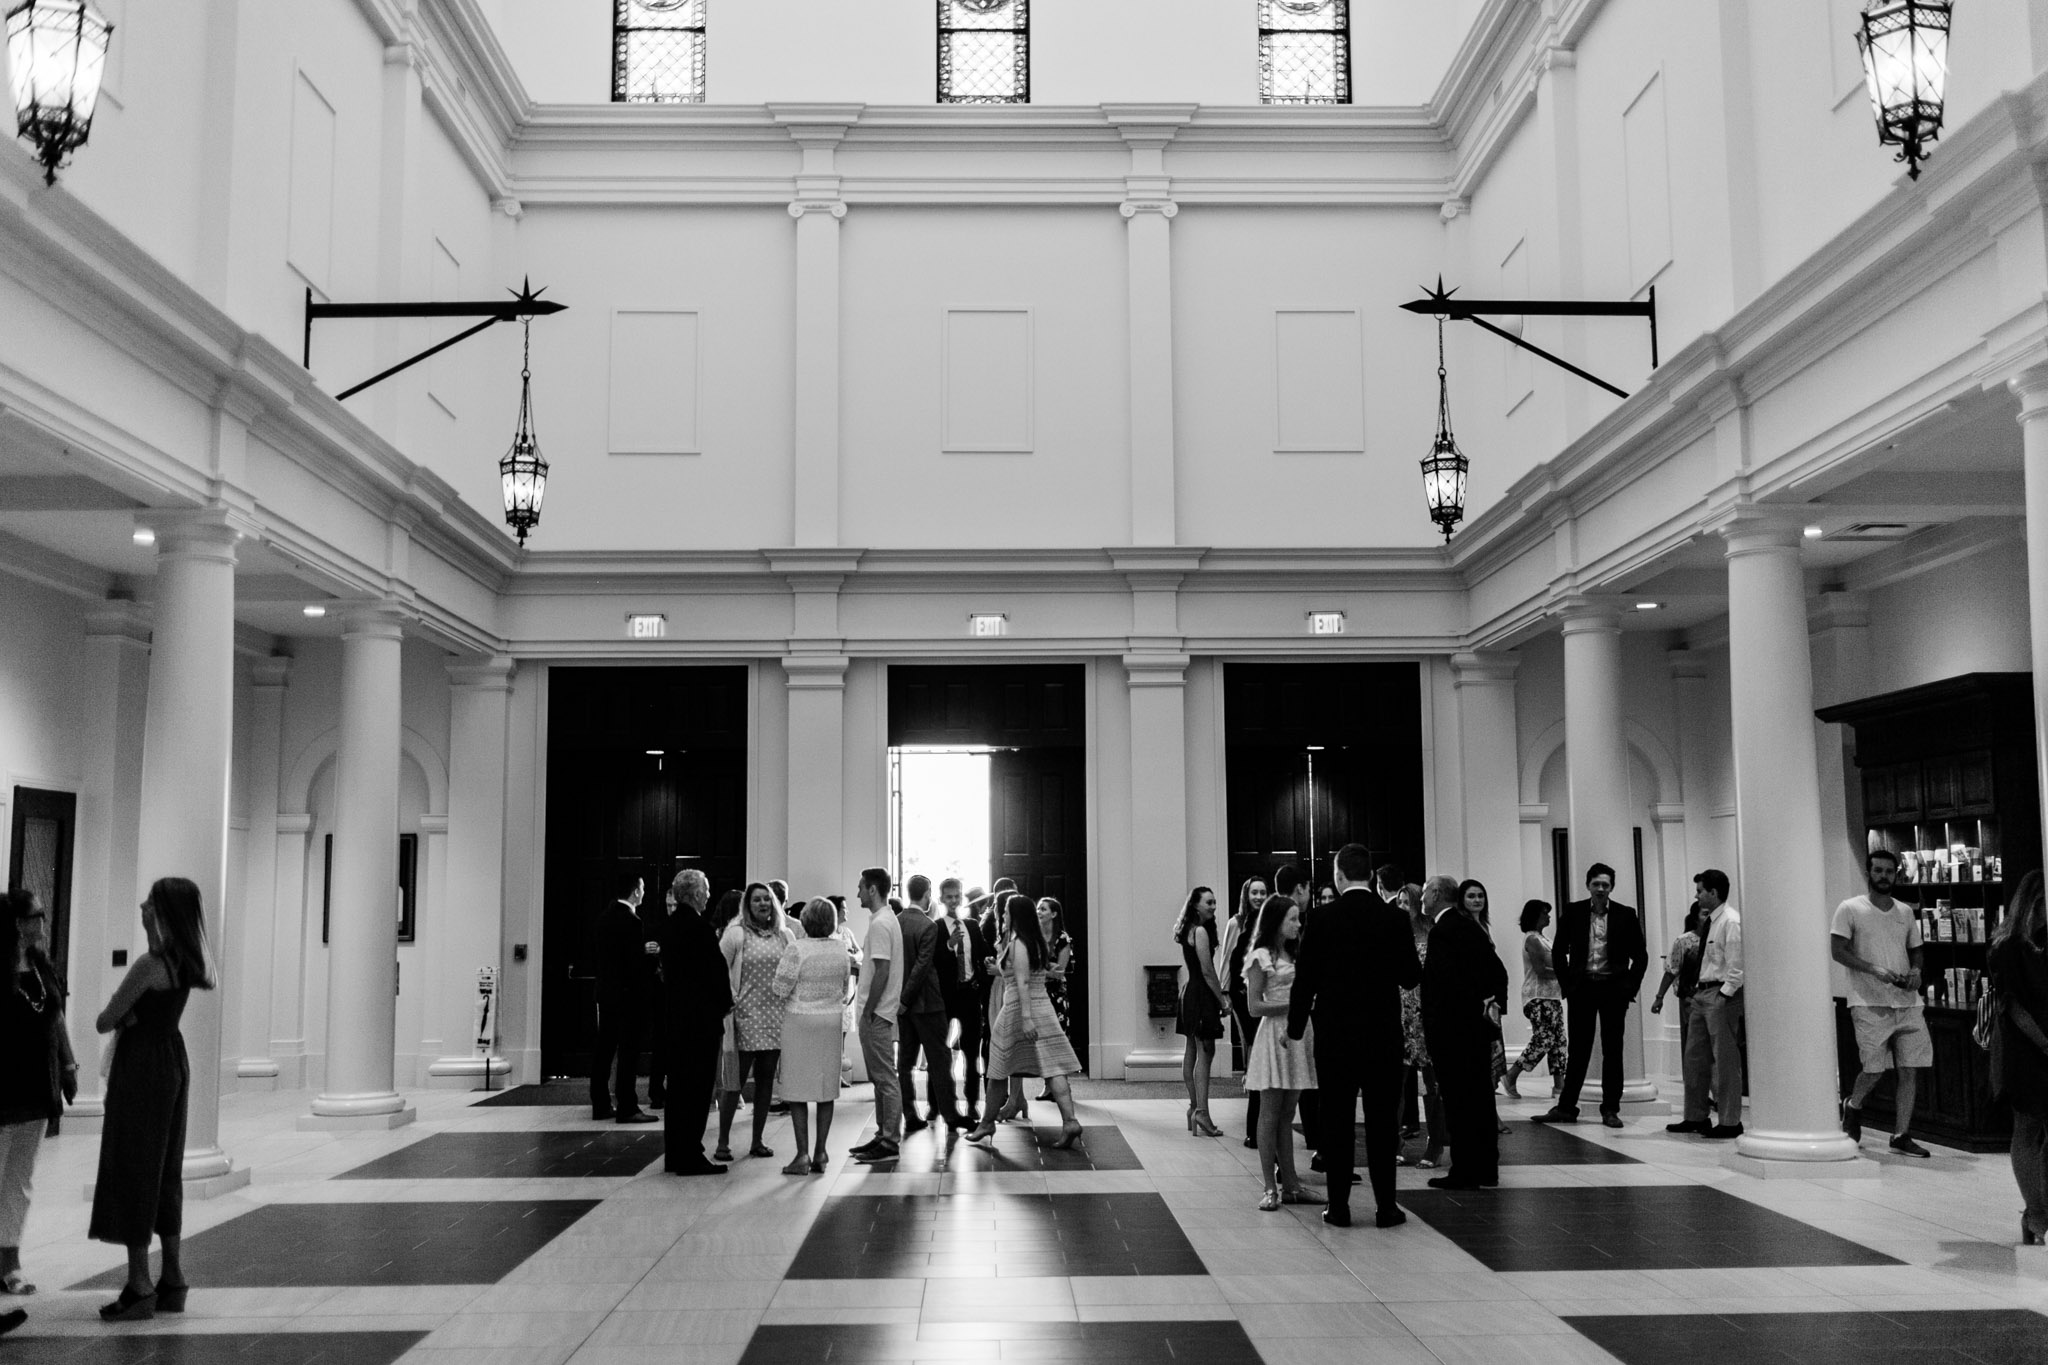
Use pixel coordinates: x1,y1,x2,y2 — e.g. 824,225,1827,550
499,315,548,546
1856,1,1951,181
5,0,112,185
1420,314,1468,542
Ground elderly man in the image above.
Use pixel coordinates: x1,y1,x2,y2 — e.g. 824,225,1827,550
660,868,734,1175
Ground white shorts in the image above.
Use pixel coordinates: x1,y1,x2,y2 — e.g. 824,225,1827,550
1850,1005,1933,1072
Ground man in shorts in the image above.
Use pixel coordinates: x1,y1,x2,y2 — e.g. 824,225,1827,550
1830,849,1932,1158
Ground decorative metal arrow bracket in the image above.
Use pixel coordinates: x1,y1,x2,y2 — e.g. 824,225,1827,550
1399,278,1658,400
302,278,568,401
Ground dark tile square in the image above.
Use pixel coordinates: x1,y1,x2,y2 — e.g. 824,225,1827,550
740,1321,1261,1365
860,1125,1142,1174
470,1081,589,1107
1566,1310,2048,1365
1398,1185,1900,1272
70,1200,599,1289
786,1194,1205,1279
336,1130,666,1179
0,1330,426,1365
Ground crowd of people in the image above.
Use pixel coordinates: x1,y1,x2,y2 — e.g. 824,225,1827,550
590,867,1087,1176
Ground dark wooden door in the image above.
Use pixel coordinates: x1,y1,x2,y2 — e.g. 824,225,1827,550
543,667,748,1078
9,787,74,989
990,747,1088,1068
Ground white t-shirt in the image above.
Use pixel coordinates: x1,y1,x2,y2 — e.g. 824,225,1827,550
862,906,902,1019
1830,894,1921,1008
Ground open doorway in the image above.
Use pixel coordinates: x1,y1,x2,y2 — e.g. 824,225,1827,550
889,748,995,895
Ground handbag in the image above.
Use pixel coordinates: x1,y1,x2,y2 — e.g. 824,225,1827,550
1973,978,2002,1050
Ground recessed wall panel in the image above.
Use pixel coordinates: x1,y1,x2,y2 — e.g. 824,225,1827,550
607,309,701,455
943,308,1033,453
1273,309,1364,452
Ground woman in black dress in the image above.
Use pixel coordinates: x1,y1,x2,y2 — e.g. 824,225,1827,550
1174,886,1226,1137
89,877,215,1322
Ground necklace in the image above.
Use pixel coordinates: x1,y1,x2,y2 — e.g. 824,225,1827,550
15,968,47,1014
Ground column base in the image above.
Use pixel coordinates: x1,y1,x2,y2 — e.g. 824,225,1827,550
1729,1128,1868,1169
298,1107,417,1131
426,1055,511,1089
1723,1150,1879,1179
1123,1047,1184,1083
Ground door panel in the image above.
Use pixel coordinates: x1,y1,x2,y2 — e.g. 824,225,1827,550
990,748,1089,1069
9,788,74,990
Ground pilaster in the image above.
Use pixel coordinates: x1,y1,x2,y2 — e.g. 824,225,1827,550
236,655,291,1088
428,656,514,1084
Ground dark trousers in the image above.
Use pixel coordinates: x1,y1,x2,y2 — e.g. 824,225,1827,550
1559,978,1634,1116
946,994,984,1112
645,1003,670,1106
1316,1046,1402,1215
899,1008,958,1122
1437,1047,1500,1184
590,996,643,1117
1232,1001,1260,1140
664,1023,722,1169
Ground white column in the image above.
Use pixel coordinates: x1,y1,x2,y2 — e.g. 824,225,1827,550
133,514,249,1194
1809,592,1873,933
305,606,414,1128
777,108,856,549
69,604,153,1121
1453,652,1526,1033
236,656,289,1087
429,657,514,1083
1723,517,1862,1169
784,656,849,899
1118,653,1190,1077
1560,603,1658,1107
1112,110,1187,547
2011,365,2048,862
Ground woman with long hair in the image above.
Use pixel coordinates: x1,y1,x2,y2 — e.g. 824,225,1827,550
967,894,1083,1148
1242,890,1319,1209
0,890,75,1299
1991,870,2048,1244
1173,886,1226,1137
1457,880,1512,1098
1219,877,1270,1147
770,898,852,1175
714,882,795,1163
90,877,215,1321
1502,899,1563,1098
1034,898,1076,1102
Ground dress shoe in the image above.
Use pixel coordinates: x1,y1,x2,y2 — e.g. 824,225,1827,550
1375,1208,1407,1229
903,1116,930,1135
1706,1124,1743,1140
1601,1113,1624,1129
1321,1205,1352,1228
1665,1120,1709,1135
1426,1175,1483,1190
854,1141,900,1163
1889,1134,1932,1158
617,1111,658,1125
666,1159,728,1176
1841,1101,1863,1142
0,1308,22,1336
1530,1108,1576,1124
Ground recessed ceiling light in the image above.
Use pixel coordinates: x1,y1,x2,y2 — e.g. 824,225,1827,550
1804,525,1824,539
302,605,327,618
131,527,155,546
1634,601,1661,611
645,749,665,756
1306,745,1326,752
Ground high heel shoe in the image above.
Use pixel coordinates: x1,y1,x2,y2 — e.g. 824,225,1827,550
964,1120,998,1145
99,1287,155,1322
1053,1120,1084,1150
2024,1215,2045,1247
1190,1110,1223,1138
154,1281,188,1313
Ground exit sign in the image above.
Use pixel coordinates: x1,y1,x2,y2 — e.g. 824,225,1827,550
1309,611,1346,636
626,613,668,639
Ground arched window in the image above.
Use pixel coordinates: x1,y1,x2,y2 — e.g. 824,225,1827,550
939,0,1029,105
1259,0,1350,105
613,0,706,104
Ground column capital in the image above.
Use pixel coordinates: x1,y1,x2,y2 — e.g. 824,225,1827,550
1518,802,1549,824
251,655,293,689
782,654,849,690
1666,649,1710,681
1450,650,1519,688
1715,508,1807,557
276,812,314,835
137,508,249,564
1123,653,1190,688
447,655,515,692
1555,597,1622,634
84,600,152,647
2007,359,2048,421
339,602,409,640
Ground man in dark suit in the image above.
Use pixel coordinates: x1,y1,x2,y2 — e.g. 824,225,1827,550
1421,875,1508,1189
1288,842,1422,1229
1534,861,1650,1128
660,868,733,1174
897,875,961,1132
591,872,660,1123
936,877,990,1122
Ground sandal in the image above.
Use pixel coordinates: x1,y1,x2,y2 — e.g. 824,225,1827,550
1282,1186,1326,1206
154,1281,187,1313
712,1146,734,1163
810,1157,828,1174
0,1271,33,1296
781,1157,811,1176
1416,1147,1442,1169
100,1287,155,1322
748,1144,774,1160
1257,1188,1281,1212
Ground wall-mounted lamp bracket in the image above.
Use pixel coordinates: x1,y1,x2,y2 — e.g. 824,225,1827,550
301,278,568,401
1399,278,1658,400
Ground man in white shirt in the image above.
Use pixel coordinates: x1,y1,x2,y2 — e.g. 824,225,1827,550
1832,848,1932,1158
1667,869,1744,1138
851,867,904,1161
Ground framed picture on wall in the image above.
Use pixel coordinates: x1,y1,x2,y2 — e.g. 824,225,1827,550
323,832,421,945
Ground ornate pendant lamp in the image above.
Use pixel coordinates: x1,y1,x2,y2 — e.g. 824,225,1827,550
1856,1,1951,181
499,314,548,547
5,0,112,185
1420,313,1468,543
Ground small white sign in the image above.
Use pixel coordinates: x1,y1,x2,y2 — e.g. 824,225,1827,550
1309,611,1346,636
627,613,668,640
969,613,1009,638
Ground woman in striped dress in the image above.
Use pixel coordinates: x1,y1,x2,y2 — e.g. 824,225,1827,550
967,894,1083,1149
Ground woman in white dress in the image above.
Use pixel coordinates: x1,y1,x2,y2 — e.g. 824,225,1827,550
771,897,854,1175
715,883,795,1162
968,894,1084,1149
1243,893,1321,1210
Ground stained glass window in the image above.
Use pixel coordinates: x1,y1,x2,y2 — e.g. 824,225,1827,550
1259,0,1350,105
613,0,705,104
939,0,1029,105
